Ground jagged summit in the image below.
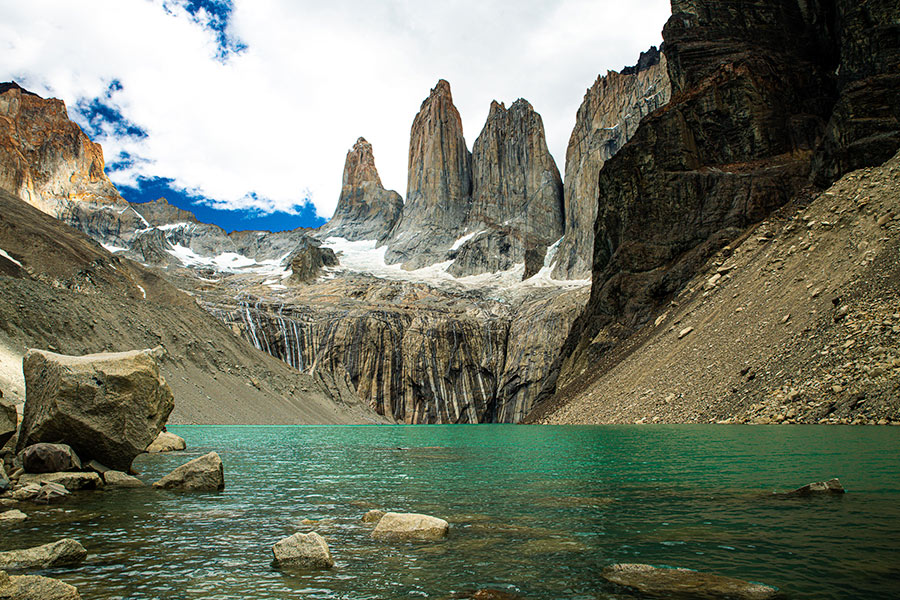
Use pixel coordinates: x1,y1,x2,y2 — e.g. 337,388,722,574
0,81,40,97
318,136,402,242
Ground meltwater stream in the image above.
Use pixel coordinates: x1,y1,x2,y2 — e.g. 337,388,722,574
3,425,899,599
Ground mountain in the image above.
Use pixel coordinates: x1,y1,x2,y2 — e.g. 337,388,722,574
532,0,900,424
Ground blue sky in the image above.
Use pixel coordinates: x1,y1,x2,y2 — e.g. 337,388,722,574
3,0,670,233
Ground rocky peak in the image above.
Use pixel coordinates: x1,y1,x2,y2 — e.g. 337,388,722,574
385,79,472,268
447,97,563,278
552,49,671,280
318,136,403,242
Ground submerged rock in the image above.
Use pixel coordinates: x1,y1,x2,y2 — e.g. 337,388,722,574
602,563,777,599
0,570,82,600
362,509,385,524
145,432,186,453
22,443,82,474
0,539,87,571
371,512,449,541
153,451,224,492
778,478,845,497
0,510,27,525
18,472,102,492
33,483,70,504
18,348,174,472
271,531,334,569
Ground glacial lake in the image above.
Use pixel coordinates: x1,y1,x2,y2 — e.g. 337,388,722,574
4,425,900,599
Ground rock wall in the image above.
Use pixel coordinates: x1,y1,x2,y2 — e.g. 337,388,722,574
546,0,900,409
210,279,587,424
552,47,671,280
318,137,403,242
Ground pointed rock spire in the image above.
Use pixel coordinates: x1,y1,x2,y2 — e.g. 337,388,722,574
320,137,402,242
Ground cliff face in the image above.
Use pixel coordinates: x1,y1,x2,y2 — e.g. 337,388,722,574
448,99,564,278
318,137,403,242
386,80,472,268
544,0,900,415
552,48,671,280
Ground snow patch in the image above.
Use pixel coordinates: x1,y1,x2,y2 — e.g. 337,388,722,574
450,230,485,251
0,248,23,268
136,284,147,299
101,243,128,254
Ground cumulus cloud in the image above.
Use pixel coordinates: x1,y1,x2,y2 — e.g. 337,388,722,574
1,0,670,219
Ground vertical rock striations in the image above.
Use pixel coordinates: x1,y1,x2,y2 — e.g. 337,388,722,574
319,137,403,242
385,80,472,268
552,47,671,280
447,99,564,278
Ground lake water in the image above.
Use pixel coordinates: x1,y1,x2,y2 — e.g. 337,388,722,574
3,425,899,599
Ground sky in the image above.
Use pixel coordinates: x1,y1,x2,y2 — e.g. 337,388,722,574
2,0,671,232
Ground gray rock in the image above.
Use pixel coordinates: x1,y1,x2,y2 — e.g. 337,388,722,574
271,532,334,569
153,451,224,492
145,431,186,453
0,465,8,493
0,394,15,450
779,478,845,497
33,483,70,505
0,570,82,600
371,512,449,541
18,472,103,491
22,444,82,474
362,509,385,524
0,509,27,525
18,348,174,472
602,563,778,599
0,539,87,571
288,242,339,283
102,470,144,488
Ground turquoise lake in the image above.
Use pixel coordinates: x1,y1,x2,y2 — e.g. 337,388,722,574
4,425,900,599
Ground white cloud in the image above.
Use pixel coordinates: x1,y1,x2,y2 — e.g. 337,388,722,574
0,0,670,219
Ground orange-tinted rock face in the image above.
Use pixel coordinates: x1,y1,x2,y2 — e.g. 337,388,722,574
0,82,124,216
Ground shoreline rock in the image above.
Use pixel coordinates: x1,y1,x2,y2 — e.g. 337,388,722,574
0,570,82,600
146,431,186,454
21,443,82,474
153,452,224,492
0,539,87,571
602,563,778,599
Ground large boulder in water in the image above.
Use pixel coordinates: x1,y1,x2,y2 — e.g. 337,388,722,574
371,512,449,541
602,563,778,600
778,478,845,497
17,348,174,472
22,443,82,474
272,532,334,569
0,571,82,600
153,451,224,491
0,539,87,571
145,431,186,453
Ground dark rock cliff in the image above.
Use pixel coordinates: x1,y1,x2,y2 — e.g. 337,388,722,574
543,0,900,409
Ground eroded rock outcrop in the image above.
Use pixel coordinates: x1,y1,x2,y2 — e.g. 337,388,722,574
18,348,174,471
288,242,338,283
447,100,564,278
319,138,403,242
552,47,671,280
386,80,472,268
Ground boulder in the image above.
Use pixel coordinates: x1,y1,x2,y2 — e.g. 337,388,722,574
602,563,778,600
33,483,70,504
9,484,41,502
0,394,15,450
145,431,186,453
153,452,224,492
18,472,103,491
0,570,82,600
103,470,144,488
18,348,174,472
0,539,87,571
22,444,82,474
779,478,845,497
0,465,8,493
362,509,385,523
371,512,449,541
0,510,27,525
271,532,334,569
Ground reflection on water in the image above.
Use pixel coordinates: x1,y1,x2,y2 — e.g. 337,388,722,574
2,425,899,599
